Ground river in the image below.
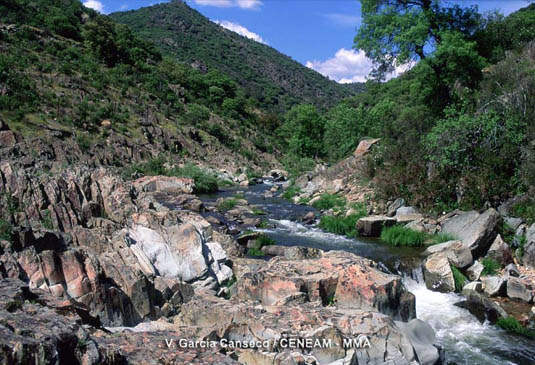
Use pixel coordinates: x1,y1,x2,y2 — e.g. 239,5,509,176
200,181,535,365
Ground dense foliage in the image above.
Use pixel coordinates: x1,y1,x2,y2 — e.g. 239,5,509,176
276,3,535,212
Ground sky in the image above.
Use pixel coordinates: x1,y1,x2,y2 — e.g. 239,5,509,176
84,0,531,83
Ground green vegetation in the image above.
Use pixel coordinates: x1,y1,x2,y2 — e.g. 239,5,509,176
0,219,13,242
319,214,364,238
41,210,54,230
481,257,501,276
128,158,219,194
311,194,346,211
429,233,457,245
381,226,427,247
511,200,535,225
451,265,468,293
496,317,535,339
218,198,238,212
109,1,356,113
246,233,275,257
252,208,267,216
282,185,302,200
381,226,456,247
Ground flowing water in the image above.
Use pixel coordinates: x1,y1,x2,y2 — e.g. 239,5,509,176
200,181,535,365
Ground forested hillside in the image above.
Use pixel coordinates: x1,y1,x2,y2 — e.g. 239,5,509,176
110,0,358,112
0,0,286,179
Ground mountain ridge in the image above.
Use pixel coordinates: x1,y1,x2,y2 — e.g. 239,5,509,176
110,0,363,112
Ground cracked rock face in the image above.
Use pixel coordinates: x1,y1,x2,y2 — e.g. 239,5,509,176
235,250,416,321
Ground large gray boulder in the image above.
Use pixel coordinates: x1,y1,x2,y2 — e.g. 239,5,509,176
441,208,501,258
466,260,484,281
523,224,535,269
356,216,396,237
395,319,443,365
483,276,507,297
485,234,513,266
423,240,473,269
506,277,534,303
423,253,455,292
126,216,232,289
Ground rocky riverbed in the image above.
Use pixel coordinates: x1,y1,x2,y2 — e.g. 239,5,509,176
0,162,446,364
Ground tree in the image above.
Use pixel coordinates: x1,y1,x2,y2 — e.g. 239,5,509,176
278,105,325,158
355,0,481,78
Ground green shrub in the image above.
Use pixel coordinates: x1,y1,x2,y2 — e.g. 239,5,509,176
252,208,266,216
184,103,210,126
511,201,535,225
380,226,427,247
496,317,535,339
428,232,457,245
451,265,468,292
246,233,275,257
218,198,237,212
319,213,365,237
481,257,501,276
170,164,218,194
311,193,346,211
0,219,13,242
282,185,301,200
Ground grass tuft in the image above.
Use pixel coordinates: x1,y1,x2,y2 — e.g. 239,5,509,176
381,226,427,247
282,185,301,200
496,317,535,339
481,257,501,276
451,265,468,292
218,198,238,212
311,193,346,210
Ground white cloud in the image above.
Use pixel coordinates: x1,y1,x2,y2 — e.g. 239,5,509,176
306,48,412,84
215,20,267,44
193,0,262,9
83,0,104,13
323,13,360,27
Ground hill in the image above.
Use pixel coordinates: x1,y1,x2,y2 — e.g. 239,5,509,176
110,0,357,112
0,0,283,181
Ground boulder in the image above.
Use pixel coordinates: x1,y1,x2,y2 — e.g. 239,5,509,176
126,221,232,289
504,263,520,278
485,234,513,266
387,198,405,217
133,175,194,194
456,291,507,323
466,260,484,281
353,138,380,157
506,277,534,303
395,319,442,365
462,281,483,294
356,215,396,237
236,251,416,321
504,217,523,231
483,276,507,297
523,224,535,269
268,169,288,181
423,240,473,269
423,253,455,292
301,211,316,224
441,208,501,258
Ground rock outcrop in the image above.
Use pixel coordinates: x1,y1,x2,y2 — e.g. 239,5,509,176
236,251,416,321
356,216,396,237
440,209,501,258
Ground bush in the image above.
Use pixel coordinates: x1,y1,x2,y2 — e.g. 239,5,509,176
511,200,535,225
496,317,535,339
0,219,13,242
428,232,457,245
282,185,301,200
318,213,365,237
246,233,274,257
380,226,427,247
311,193,346,211
451,265,468,292
170,164,218,194
481,257,501,276
184,103,211,126
218,198,237,212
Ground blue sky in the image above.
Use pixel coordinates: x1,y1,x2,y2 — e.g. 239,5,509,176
84,0,531,83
